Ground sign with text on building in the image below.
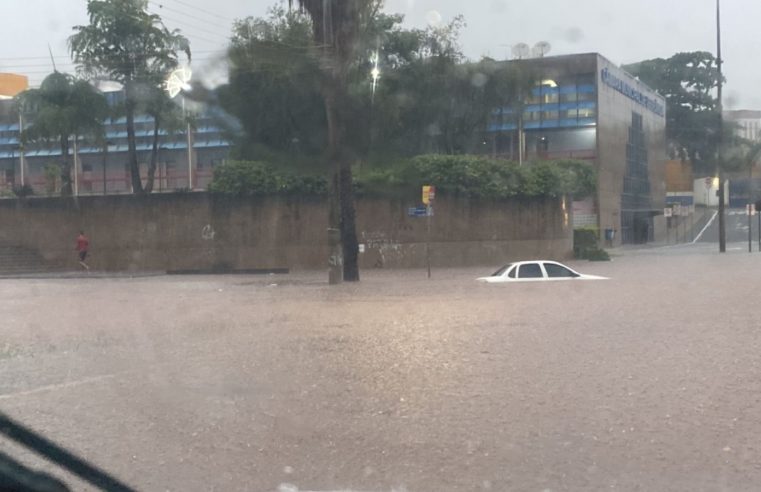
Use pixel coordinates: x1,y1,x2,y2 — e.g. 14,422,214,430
422,185,436,205
600,67,665,117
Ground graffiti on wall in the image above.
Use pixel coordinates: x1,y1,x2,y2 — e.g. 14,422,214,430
361,231,403,268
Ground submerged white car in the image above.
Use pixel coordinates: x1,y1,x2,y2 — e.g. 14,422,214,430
477,260,608,283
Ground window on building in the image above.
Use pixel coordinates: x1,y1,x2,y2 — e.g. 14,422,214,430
82,164,93,173
543,109,559,120
560,91,578,103
577,91,596,102
541,92,559,104
561,109,578,120
578,107,596,119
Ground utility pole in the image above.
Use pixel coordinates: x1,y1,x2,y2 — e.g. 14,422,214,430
717,0,727,252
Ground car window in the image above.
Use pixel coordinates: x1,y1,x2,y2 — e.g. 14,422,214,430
518,263,544,278
544,263,579,278
507,266,516,278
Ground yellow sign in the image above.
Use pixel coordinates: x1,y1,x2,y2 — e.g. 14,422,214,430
422,185,436,205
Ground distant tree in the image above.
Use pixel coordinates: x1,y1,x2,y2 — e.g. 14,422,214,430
219,6,325,159
69,0,190,194
624,51,723,174
17,72,108,196
723,137,761,175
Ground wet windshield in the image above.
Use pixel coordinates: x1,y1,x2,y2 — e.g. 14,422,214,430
491,264,512,277
1,1,760,491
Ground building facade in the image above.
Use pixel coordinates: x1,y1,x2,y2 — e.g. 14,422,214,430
487,53,667,245
0,87,229,195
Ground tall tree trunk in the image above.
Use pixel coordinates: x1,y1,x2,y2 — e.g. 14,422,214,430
339,163,359,281
125,82,144,194
323,77,359,282
144,115,160,193
323,85,343,285
60,136,72,196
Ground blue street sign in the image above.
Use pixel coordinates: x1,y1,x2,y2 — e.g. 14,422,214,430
407,206,428,217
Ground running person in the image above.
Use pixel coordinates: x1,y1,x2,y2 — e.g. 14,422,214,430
76,231,89,270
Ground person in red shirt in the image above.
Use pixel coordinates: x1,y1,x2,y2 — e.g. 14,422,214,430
76,231,90,270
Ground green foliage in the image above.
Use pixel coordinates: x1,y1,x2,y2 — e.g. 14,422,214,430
624,52,722,171
210,156,595,200
17,72,108,196
586,248,611,261
573,227,610,261
208,160,328,196
219,6,527,160
722,138,761,175
43,163,61,195
220,6,325,155
360,155,596,199
573,228,599,258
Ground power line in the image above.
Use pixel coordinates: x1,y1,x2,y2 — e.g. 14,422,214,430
0,50,219,63
148,1,231,31
147,9,230,43
161,0,235,23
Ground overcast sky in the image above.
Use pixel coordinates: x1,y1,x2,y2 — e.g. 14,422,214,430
2,0,760,108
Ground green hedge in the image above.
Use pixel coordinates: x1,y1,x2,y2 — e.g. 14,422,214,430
360,155,596,199
208,160,328,196
573,227,610,261
208,155,596,199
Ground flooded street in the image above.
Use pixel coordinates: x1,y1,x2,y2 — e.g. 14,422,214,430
2,246,761,491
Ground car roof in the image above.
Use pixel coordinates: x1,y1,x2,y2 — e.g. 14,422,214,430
510,260,563,266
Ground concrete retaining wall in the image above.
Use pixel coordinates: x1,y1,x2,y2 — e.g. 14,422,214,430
0,193,572,271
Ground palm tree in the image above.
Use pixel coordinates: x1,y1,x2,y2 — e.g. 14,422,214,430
17,72,108,196
138,84,185,193
288,0,370,282
69,0,190,194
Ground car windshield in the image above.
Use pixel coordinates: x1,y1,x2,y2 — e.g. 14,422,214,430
1,1,757,490
491,263,513,276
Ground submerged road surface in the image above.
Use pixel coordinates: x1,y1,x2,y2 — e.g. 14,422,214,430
2,249,761,491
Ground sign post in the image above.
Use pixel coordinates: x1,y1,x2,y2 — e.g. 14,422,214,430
757,202,760,252
664,207,673,244
422,186,436,279
747,203,756,253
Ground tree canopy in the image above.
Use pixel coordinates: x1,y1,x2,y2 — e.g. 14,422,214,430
17,72,108,196
624,51,723,173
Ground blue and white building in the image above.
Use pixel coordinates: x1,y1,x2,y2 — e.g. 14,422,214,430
486,53,667,245
0,89,230,195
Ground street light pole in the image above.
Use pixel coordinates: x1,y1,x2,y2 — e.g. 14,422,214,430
102,140,110,196
18,113,25,187
183,96,193,191
717,0,727,253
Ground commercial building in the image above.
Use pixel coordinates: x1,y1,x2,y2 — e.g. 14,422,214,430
486,53,667,245
0,80,229,195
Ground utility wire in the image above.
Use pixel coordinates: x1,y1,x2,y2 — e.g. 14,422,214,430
148,0,231,31
162,0,236,23
147,9,230,43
